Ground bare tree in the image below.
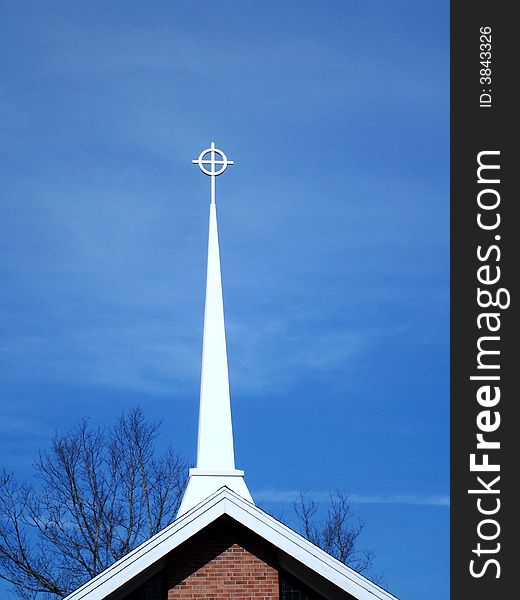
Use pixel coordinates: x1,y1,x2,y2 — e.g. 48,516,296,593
293,491,375,575
0,407,187,599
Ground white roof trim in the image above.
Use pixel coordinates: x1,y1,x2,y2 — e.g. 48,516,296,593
65,487,398,600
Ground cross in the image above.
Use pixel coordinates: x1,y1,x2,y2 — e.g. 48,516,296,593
192,142,234,205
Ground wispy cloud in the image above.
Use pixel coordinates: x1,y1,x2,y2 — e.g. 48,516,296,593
254,489,450,507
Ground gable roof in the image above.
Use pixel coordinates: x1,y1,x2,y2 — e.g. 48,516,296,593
64,486,398,600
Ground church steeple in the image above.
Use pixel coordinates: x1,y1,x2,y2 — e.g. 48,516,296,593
177,144,253,516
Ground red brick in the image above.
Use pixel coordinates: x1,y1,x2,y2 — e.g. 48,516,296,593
166,517,279,600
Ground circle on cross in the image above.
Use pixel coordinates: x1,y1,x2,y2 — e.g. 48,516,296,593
192,142,234,177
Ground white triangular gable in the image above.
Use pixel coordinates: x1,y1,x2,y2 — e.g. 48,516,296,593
65,487,398,600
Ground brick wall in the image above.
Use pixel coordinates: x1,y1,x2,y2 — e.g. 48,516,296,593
166,516,279,599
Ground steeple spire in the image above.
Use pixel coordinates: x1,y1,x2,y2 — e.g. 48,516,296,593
177,144,253,516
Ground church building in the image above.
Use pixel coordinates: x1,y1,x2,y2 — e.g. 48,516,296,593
64,145,398,600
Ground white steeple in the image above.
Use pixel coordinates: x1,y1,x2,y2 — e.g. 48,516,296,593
177,143,253,516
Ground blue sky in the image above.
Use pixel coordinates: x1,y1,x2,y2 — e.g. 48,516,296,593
0,1,449,599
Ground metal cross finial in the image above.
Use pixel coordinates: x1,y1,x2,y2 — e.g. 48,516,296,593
192,142,234,205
